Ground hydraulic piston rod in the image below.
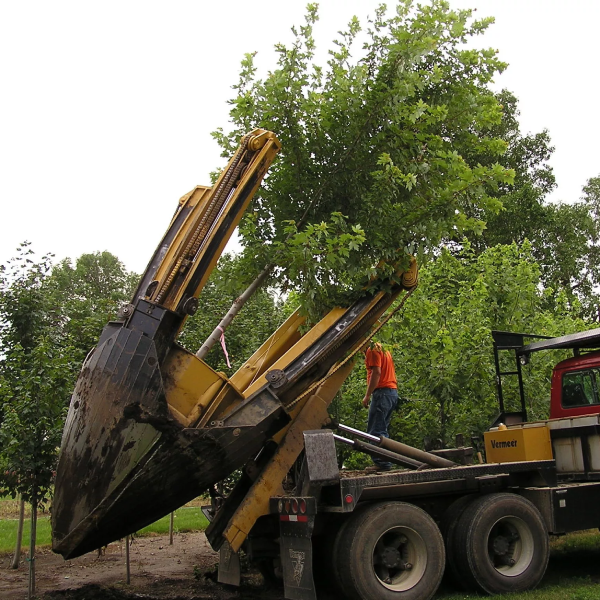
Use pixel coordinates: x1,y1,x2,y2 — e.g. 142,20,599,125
333,433,425,470
336,423,456,469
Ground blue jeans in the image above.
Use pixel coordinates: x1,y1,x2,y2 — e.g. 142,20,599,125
367,387,398,469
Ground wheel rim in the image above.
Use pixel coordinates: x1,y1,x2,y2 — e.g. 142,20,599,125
372,526,427,591
486,516,534,577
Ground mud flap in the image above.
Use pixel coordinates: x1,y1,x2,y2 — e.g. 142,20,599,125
279,512,316,600
217,541,241,586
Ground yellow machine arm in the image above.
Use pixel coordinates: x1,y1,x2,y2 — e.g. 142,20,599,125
131,128,280,328
51,130,418,561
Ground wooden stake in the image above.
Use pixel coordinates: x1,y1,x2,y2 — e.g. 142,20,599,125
11,495,25,569
27,499,37,600
125,535,130,584
169,512,174,545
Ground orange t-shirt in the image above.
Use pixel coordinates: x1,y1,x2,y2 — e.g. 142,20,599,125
365,348,397,389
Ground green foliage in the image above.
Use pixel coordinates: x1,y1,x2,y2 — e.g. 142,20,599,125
0,243,54,354
0,339,71,505
0,245,138,506
334,243,589,456
46,251,138,363
464,89,556,252
536,174,600,316
214,0,514,317
461,93,600,317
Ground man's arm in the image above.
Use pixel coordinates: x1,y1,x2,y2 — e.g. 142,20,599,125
362,366,381,408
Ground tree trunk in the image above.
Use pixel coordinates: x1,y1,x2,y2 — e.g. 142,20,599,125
10,494,25,569
195,265,272,360
27,498,37,600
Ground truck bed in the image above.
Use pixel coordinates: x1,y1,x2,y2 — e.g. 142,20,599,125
320,460,557,512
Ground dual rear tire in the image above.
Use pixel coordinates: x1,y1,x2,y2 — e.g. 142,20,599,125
324,492,548,598
445,492,549,595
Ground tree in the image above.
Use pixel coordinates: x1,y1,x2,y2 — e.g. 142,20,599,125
0,246,72,594
0,245,137,591
0,244,54,357
331,242,588,460
459,92,600,316
0,339,72,596
538,175,600,317
214,0,514,317
0,339,71,502
46,251,138,363
463,89,556,252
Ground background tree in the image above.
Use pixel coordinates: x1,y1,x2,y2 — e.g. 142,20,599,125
460,93,600,316
535,175,600,317
0,246,72,593
0,245,137,586
331,242,588,466
214,0,514,317
178,254,285,372
46,251,138,363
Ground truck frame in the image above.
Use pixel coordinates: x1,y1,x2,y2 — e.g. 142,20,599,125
217,328,600,600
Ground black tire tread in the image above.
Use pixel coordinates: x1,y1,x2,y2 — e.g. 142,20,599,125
440,494,477,584
336,501,445,600
452,492,549,595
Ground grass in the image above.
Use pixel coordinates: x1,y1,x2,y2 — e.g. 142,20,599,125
137,507,209,536
0,515,52,551
436,579,600,599
0,506,209,554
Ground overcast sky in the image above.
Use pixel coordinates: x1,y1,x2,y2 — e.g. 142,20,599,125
1,0,598,274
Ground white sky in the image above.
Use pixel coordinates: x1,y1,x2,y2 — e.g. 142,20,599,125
1,0,598,274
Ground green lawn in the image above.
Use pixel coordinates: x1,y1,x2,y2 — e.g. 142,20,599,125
0,506,209,553
436,580,599,600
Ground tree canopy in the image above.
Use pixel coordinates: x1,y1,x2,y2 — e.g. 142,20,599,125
0,246,136,503
331,241,588,466
214,0,514,316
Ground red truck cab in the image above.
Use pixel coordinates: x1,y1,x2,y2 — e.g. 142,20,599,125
492,329,600,426
550,351,600,419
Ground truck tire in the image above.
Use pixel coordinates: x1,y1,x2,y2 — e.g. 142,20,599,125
335,502,445,600
451,492,549,595
440,494,476,584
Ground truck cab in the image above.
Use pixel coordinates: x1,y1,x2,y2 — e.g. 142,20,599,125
492,328,600,425
551,351,600,419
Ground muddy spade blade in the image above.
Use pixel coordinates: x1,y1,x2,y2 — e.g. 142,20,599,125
51,323,288,559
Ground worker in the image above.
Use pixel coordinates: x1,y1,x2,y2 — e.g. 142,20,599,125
362,342,398,471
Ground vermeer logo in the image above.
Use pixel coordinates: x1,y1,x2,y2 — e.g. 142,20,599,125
491,439,518,449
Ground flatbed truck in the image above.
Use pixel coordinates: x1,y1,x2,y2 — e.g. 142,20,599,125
214,328,600,600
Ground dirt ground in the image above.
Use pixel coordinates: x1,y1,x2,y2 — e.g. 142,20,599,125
0,532,288,600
